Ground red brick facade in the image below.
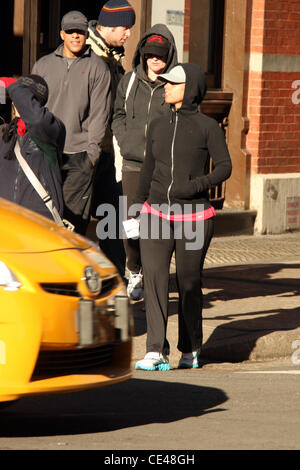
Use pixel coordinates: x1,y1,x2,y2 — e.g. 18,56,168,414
246,0,300,175
184,0,191,54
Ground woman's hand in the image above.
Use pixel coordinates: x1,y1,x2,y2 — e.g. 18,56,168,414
171,179,197,199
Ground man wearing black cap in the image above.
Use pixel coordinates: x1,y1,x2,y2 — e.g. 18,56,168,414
87,0,136,278
32,11,112,235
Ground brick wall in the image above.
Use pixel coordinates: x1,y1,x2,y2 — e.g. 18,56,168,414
246,0,300,175
184,0,191,54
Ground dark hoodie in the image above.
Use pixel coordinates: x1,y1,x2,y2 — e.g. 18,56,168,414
112,24,178,170
134,63,232,212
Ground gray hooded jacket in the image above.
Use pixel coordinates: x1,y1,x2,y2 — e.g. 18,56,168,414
112,24,178,170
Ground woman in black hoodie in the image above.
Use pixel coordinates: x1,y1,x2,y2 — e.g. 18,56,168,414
134,64,232,371
112,24,178,301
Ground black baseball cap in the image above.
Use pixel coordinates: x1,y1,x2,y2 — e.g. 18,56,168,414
61,11,88,32
142,34,170,58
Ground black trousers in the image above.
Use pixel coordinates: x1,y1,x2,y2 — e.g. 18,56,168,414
140,214,214,356
92,151,126,278
61,152,95,235
122,169,142,273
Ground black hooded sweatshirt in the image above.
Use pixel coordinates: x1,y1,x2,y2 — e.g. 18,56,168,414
134,63,232,213
112,24,178,170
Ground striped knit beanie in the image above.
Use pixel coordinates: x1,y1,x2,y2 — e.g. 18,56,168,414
98,0,136,27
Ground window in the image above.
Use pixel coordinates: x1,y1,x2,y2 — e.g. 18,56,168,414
149,0,224,89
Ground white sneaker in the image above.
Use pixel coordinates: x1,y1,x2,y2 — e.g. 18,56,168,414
178,350,201,369
127,270,144,300
135,352,171,371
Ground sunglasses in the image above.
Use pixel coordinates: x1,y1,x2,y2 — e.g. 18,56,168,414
144,53,167,60
64,29,87,35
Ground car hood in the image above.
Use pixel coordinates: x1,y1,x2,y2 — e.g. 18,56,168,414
0,199,91,253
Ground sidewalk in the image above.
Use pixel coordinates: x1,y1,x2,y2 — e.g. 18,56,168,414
131,232,300,367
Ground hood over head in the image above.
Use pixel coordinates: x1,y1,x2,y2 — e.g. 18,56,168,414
132,24,178,77
181,63,207,110
160,63,207,111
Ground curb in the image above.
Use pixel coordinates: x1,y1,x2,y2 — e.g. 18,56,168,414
201,328,300,363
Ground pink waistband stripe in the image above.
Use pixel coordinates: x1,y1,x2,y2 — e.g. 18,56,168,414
141,201,216,222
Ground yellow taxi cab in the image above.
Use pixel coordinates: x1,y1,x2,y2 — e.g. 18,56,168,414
0,198,132,405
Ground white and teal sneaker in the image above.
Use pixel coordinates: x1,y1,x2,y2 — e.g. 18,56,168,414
178,350,201,369
135,352,171,371
127,270,144,301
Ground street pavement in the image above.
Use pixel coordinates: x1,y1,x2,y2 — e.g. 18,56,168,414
131,232,300,368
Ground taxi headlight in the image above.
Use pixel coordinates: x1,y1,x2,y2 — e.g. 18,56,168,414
83,266,102,294
0,261,22,291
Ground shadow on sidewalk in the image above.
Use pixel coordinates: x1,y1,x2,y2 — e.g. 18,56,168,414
132,263,300,362
201,263,300,362
202,306,300,362
202,263,300,305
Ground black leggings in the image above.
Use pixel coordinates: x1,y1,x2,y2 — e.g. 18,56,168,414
140,214,214,356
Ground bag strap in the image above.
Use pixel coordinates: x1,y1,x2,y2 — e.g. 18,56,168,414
14,140,65,227
124,71,136,112
112,71,136,182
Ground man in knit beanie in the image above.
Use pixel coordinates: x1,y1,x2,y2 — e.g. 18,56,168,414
88,1,135,50
87,0,136,279
87,1,135,98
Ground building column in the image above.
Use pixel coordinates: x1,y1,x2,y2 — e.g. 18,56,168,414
23,0,40,74
222,0,253,209
246,0,300,233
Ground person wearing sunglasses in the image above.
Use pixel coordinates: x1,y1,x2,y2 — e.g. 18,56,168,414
112,24,178,301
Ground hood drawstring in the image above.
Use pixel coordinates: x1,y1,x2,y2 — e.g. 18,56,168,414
160,88,165,107
131,80,139,119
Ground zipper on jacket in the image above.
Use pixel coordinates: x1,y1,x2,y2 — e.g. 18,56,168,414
167,110,179,213
143,82,162,158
